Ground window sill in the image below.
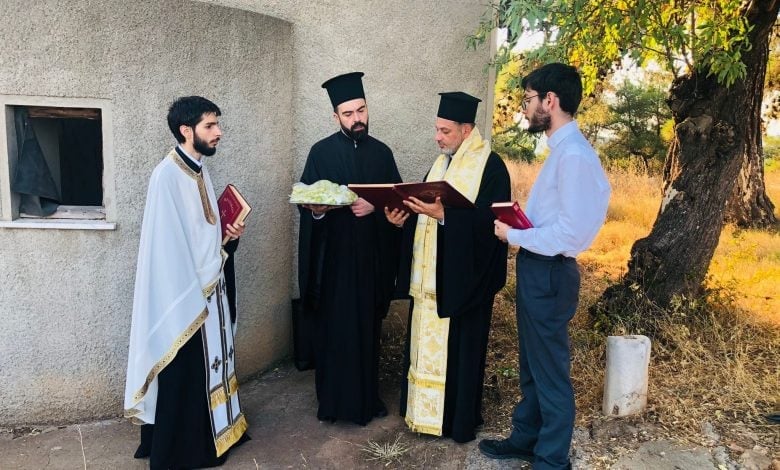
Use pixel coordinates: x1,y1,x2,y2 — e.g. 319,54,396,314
0,219,116,230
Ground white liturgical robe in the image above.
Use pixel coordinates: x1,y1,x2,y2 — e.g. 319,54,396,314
124,149,246,456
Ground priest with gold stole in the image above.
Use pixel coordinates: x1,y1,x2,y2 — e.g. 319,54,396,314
387,92,511,443
124,96,248,468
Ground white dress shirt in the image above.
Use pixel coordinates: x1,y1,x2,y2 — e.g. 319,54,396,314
507,121,611,258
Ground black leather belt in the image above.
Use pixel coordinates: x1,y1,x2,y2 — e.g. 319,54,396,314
519,247,574,262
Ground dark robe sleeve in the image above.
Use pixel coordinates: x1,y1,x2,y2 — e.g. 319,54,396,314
372,152,403,317
436,153,511,318
297,145,327,311
292,145,329,371
395,215,416,300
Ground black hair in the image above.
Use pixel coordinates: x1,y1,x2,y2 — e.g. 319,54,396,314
521,63,582,115
167,96,221,143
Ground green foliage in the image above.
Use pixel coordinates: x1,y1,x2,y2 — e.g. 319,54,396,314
599,79,673,171
767,33,780,90
493,129,538,162
493,54,527,132
765,135,780,170
577,95,612,142
493,53,540,162
468,0,757,93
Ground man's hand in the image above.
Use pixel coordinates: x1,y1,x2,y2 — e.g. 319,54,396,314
351,197,375,217
494,219,510,243
403,196,444,222
384,207,410,227
225,220,245,241
302,204,340,216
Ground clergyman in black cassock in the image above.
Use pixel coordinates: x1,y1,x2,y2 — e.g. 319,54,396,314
296,72,402,425
389,92,510,443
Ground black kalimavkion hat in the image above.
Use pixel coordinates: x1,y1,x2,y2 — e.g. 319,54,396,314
437,91,481,123
322,72,366,108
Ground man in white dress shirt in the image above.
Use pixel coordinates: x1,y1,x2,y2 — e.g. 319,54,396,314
480,63,611,470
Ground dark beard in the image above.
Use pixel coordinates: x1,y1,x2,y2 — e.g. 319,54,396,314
193,134,218,156
527,110,551,134
341,121,369,141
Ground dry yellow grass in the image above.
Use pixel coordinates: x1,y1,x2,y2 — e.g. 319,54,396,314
505,160,780,324
482,160,780,457
706,167,780,325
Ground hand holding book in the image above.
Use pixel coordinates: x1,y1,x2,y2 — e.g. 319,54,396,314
218,184,252,245
347,180,475,212
491,201,533,229
402,195,445,221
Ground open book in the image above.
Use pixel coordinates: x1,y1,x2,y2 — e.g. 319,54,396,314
348,180,475,212
491,201,533,229
218,184,252,245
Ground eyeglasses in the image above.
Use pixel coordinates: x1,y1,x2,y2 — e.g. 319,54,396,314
521,93,539,111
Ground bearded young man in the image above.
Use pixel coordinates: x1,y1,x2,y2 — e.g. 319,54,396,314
124,96,248,469
296,72,402,425
386,92,511,443
481,63,611,470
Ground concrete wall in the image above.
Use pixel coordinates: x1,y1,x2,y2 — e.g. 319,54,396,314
0,0,492,425
0,0,294,425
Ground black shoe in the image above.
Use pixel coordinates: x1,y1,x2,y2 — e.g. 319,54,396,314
478,439,534,462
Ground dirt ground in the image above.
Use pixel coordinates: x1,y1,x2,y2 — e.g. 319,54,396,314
1,300,777,469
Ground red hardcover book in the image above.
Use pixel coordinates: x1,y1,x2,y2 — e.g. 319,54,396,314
218,184,252,245
394,180,475,209
491,201,533,229
348,180,475,211
347,183,409,212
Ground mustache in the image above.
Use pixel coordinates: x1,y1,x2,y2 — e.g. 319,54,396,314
351,121,366,131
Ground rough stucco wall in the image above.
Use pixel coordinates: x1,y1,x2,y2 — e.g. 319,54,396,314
0,0,293,425
197,0,493,295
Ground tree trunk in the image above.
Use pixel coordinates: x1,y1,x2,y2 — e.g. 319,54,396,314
594,0,780,321
724,143,777,227
724,22,777,228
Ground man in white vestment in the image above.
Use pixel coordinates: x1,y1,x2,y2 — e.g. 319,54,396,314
124,96,248,469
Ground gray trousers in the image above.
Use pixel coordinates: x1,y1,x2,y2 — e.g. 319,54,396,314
509,248,580,470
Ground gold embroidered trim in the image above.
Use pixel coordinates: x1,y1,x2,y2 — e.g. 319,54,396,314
126,308,209,407
214,413,248,457
405,417,443,436
410,291,438,301
210,386,228,411
169,150,216,226
407,370,446,390
203,279,219,298
169,149,198,178
199,176,217,225
209,374,239,410
202,251,229,298
229,373,239,394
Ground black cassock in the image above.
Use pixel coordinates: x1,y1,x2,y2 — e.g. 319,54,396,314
297,131,401,425
397,152,510,443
